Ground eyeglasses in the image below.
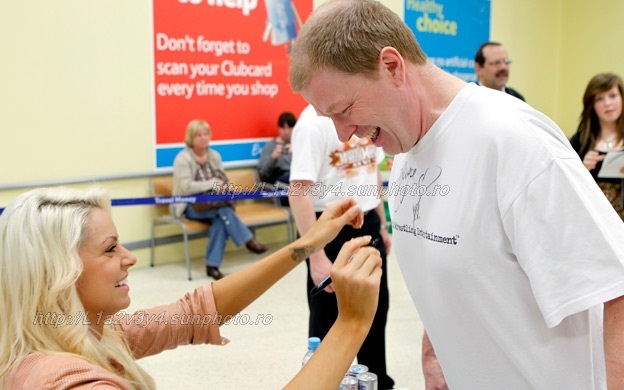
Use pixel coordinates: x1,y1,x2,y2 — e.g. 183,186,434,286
486,59,512,67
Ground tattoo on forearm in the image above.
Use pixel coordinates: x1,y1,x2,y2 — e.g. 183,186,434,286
290,246,315,262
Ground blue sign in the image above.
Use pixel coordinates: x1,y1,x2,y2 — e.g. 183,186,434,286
404,0,490,82
156,139,269,169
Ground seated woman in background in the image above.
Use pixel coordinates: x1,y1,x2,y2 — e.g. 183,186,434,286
570,72,624,220
173,119,267,280
0,186,381,389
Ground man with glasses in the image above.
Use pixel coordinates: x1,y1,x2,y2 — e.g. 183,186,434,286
474,41,526,101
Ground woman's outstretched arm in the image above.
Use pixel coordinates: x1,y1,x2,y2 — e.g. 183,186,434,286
211,198,363,319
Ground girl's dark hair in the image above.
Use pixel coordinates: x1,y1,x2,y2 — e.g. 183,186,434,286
576,72,624,152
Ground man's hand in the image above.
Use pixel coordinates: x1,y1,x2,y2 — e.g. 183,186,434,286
271,143,285,161
380,227,392,254
309,251,335,293
604,295,624,389
422,331,449,390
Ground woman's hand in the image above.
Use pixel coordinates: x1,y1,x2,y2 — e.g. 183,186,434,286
283,236,382,390
214,181,232,194
331,236,382,327
303,198,364,250
583,150,606,171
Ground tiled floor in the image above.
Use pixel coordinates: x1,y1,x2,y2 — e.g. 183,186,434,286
127,241,425,389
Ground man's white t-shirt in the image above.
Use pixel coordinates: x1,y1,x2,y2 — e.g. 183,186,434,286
389,83,624,388
290,104,385,212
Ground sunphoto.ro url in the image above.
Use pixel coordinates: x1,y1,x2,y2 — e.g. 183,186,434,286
288,182,451,199
206,182,451,199
33,311,274,328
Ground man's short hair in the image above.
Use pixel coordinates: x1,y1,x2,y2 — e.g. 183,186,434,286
278,112,296,128
474,41,503,67
289,0,427,92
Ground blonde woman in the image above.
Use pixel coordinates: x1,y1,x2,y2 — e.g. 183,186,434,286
0,186,381,389
173,119,268,280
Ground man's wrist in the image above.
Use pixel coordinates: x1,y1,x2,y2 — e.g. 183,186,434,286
379,224,388,230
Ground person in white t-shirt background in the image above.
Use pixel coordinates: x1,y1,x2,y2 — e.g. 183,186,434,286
289,104,395,389
288,0,624,389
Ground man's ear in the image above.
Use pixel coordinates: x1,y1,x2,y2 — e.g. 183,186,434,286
379,47,406,85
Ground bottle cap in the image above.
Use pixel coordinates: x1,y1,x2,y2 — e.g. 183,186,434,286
308,336,321,350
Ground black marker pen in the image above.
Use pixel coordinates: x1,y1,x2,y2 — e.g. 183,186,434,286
309,237,381,296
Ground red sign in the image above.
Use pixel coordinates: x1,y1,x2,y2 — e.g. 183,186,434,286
153,0,311,146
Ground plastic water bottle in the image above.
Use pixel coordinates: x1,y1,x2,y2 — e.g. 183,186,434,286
301,336,321,367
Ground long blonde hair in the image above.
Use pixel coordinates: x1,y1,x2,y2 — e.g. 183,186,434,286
0,186,154,388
